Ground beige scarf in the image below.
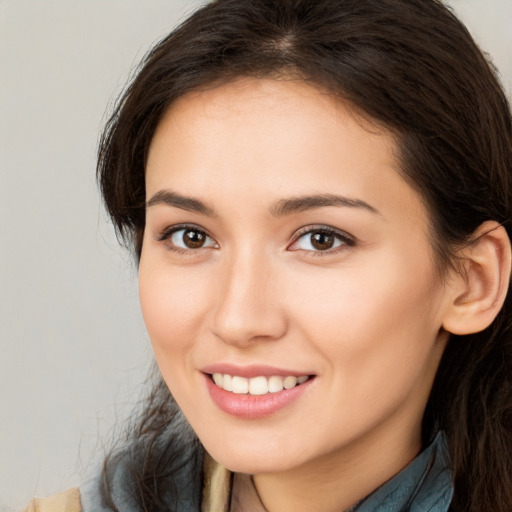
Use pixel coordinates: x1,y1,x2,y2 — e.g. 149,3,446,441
25,488,81,512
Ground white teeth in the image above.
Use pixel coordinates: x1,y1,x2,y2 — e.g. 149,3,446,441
249,376,268,395
231,376,249,394
283,376,298,389
212,373,310,395
268,375,284,393
223,374,233,392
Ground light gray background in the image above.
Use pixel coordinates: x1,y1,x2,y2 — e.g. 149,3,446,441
0,1,510,510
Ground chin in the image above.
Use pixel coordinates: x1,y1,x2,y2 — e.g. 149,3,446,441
203,439,309,474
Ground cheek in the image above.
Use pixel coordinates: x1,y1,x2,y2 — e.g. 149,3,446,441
138,257,211,359
291,249,437,331
285,249,443,387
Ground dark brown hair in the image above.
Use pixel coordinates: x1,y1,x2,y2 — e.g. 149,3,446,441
98,0,512,510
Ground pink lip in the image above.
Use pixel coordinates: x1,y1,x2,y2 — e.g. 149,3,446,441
201,363,312,379
203,372,314,419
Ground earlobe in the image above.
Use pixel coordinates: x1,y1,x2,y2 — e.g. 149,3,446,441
442,221,511,335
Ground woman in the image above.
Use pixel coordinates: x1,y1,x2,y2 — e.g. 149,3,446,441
27,0,512,510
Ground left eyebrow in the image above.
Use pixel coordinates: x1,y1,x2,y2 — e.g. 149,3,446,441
269,194,380,217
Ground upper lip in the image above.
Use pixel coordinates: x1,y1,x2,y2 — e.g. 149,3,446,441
201,363,314,379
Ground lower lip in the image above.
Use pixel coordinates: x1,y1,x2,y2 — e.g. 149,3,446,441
204,374,314,419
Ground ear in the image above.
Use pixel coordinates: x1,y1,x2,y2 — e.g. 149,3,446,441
442,221,511,335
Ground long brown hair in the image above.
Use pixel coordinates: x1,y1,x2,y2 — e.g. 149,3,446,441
98,0,512,510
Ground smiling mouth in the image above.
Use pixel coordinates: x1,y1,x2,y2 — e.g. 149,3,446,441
210,373,312,395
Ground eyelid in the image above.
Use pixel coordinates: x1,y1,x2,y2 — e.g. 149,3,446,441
156,223,218,251
288,225,356,253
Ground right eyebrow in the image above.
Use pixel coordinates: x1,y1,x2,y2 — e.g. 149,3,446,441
146,190,216,216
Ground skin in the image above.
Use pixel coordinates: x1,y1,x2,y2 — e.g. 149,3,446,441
139,77,457,511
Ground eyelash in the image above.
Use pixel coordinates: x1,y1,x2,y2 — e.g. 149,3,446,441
156,224,355,256
289,225,355,257
156,224,217,255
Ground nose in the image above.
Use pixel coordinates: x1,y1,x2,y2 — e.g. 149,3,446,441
210,251,288,347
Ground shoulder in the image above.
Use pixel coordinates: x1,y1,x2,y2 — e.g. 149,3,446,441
25,488,81,512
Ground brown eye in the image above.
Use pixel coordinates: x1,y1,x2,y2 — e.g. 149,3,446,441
310,232,335,250
289,227,353,253
167,227,217,250
183,229,206,248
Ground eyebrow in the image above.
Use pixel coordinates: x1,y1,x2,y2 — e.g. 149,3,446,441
146,190,216,216
270,194,380,217
146,190,380,217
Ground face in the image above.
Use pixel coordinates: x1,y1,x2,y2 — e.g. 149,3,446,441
139,78,452,476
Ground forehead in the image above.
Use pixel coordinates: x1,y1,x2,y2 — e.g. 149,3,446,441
152,77,388,150
146,77,425,226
